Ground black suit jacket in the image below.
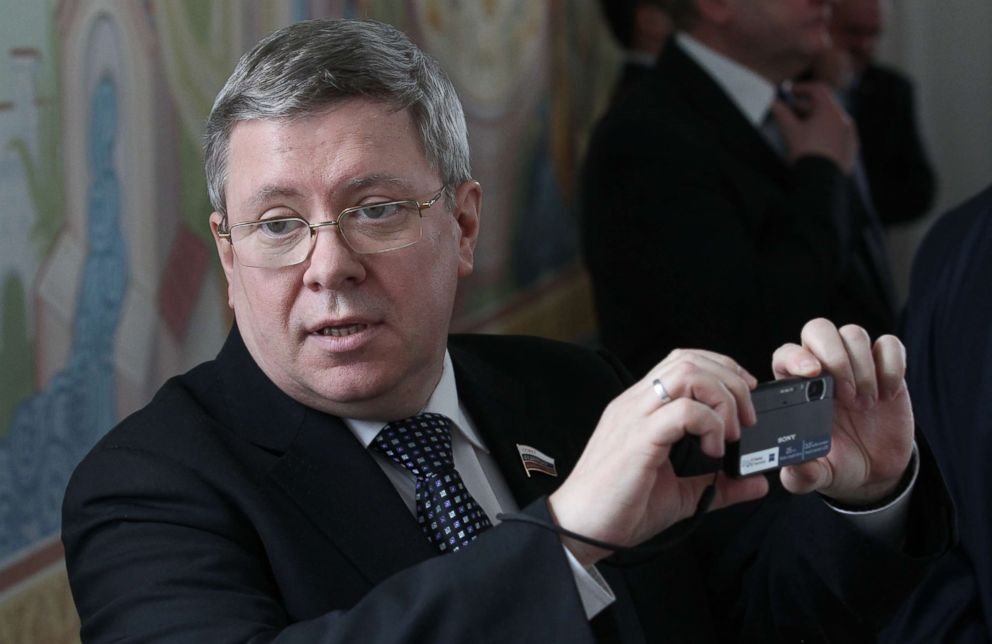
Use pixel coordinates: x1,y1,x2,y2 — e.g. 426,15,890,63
581,42,896,379
881,185,992,642
609,60,654,107
850,64,936,226
63,327,951,642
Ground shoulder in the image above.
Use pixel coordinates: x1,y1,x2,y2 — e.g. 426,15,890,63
590,53,714,156
70,359,236,490
859,64,914,97
97,361,218,450
914,185,992,273
906,185,992,336
448,334,631,389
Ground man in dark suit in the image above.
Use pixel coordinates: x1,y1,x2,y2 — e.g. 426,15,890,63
581,0,897,379
880,184,992,642
597,0,673,105
817,0,936,225
62,18,951,643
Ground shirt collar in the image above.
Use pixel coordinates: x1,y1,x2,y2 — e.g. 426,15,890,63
675,32,777,127
344,351,488,452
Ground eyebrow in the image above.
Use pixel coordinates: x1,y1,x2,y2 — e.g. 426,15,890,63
344,174,413,192
243,185,305,214
242,175,419,215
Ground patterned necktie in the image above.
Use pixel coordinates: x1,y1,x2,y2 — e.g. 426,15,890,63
371,412,492,553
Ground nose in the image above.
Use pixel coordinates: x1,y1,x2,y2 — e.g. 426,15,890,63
301,223,367,291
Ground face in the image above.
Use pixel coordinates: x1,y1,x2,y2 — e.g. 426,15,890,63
210,100,481,420
831,0,885,69
720,0,835,81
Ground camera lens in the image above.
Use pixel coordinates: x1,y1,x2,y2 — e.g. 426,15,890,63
806,378,825,401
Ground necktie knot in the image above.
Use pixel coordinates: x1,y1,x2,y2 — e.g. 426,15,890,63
371,412,492,553
373,412,454,479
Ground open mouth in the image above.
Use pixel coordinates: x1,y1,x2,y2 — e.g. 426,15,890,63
316,324,367,337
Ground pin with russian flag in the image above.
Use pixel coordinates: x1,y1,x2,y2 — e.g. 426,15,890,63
516,444,558,478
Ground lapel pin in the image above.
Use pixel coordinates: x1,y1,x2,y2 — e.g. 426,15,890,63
516,444,557,478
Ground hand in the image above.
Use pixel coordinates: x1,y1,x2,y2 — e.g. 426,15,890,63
771,81,858,174
771,318,914,505
548,350,769,566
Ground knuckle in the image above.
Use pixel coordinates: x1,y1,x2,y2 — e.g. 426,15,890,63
673,360,698,379
669,398,697,423
806,317,833,331
839,324,870,344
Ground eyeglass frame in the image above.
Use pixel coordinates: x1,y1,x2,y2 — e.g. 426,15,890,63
216,187,447,267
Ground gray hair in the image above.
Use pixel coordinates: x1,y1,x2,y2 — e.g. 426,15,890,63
204,19,471,216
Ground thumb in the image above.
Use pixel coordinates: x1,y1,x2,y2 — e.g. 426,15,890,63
780,459,833,495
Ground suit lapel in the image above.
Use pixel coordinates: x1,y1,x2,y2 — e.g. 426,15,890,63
449,342,580,508
659,44,792,234
214,326,435,586
269,411,437,586
662,44,788,184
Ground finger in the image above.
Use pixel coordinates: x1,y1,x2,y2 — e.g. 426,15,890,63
651,359,753,434
787,80,820,95
772,342,823,380
800,318,856,403
839,324,877,407
770,99,800,132
780,88,815,116
780,458,834,495
873,334,907,401
648,398,727,458
708,471,770,511
658,349,758,387
626,353,752,429
648,350,756,421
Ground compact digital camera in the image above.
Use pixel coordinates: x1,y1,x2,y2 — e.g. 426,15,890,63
725,375,834,477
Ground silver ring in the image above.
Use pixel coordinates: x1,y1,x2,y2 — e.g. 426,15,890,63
652,378,672,404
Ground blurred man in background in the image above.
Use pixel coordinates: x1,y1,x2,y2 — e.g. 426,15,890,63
582,0,897,379
815,0,936,226
598,0,673,104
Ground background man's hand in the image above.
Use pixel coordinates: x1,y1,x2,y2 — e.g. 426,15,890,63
771,318,914,505
548,350,769,566
771,81,858,174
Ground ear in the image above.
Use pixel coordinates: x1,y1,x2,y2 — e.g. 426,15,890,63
451,180,482,278
209,211,236,309
634,4,673,44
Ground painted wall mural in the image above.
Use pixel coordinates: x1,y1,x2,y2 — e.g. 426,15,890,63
0,0,619,640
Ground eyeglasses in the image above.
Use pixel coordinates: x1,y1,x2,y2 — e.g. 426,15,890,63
217,188,445,268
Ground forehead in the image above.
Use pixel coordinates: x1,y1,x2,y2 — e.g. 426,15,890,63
225,100,435,205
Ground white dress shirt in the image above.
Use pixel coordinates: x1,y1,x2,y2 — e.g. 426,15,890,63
675,32,777,127
344,351,615,619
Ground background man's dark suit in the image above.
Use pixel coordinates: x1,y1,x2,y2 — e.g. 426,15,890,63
609,60,654,107
850,64,936,226
63,326,951,643
881,185,992,642
581,42,896,379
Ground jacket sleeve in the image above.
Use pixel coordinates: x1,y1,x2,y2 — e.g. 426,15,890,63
62,445,594,644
